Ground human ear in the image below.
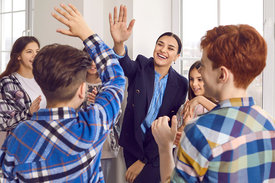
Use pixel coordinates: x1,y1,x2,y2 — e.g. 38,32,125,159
78,82,86,99
218,66,229,83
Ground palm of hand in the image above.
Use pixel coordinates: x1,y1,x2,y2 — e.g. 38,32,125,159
111,22,131,43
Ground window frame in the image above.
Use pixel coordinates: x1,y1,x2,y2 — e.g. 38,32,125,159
172,0,275,116
0,0,32,72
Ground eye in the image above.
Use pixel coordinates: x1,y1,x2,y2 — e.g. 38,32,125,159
198,78,203,82
168,47,174,51
157,42,163,46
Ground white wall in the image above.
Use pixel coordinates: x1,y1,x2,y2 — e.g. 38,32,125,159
132,0,172,59
33,0,173,62
33,0,84,48
263,0,275,117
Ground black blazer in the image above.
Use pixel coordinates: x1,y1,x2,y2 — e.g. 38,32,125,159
119,53,188,164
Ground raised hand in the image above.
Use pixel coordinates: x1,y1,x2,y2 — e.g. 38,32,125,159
29,96,41,115
109,5,135,55
52,4,94,41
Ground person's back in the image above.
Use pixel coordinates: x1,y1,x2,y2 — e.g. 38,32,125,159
0,4,125,182
173,98,275,182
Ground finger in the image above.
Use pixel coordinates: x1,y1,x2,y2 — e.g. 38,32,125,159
171,115,178,134
125,170,130,182
118,5,124,22
56,29,74,36
109,13,114,26
130,173,136,183
52,12,70,27
113,6,118,23
60,4,76,17
68,4,81,16
127,19,135,32
54,6,71,20
122,5,127,22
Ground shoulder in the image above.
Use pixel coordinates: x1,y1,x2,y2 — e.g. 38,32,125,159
0,74,21,91
135,55,154,65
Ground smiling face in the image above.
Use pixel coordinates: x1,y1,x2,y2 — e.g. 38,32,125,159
18,42,40,72
87,61,97,76
153,35,180,69
190,68,205,96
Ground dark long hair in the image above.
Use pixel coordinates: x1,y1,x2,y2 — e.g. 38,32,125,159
0,36,40,79
188,61,201,100
156,32,182,54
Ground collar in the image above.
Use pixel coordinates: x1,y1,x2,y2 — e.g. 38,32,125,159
214,97,255,110
31,107,77,121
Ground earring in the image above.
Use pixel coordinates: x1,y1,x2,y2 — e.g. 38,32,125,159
174,61,175,64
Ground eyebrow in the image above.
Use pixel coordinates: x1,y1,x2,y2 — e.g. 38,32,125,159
158,40,177,48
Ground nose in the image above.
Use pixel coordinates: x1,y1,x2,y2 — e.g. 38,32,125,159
193,79,198,86
160,46,167,53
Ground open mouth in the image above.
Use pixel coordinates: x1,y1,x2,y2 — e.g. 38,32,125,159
157,53,167,60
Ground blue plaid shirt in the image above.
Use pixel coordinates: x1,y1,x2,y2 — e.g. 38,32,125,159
172,97,275,183
0,34,125,183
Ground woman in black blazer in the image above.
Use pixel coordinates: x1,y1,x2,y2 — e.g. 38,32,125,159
109,5,188,183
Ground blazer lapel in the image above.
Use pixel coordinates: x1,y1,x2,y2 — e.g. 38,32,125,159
145,60,155,110
158,68,178,116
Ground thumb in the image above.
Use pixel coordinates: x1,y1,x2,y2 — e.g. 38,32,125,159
171,115,178,134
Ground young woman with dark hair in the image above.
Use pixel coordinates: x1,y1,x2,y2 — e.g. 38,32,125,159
109,5,188,183
0,36,46,132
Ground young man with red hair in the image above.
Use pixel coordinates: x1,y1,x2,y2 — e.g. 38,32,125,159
152,24,275,183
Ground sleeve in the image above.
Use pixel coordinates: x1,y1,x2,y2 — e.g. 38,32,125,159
176,104,184,128
117,52,139,79
173,123,212,182
78,34,125,141
0,80,31,131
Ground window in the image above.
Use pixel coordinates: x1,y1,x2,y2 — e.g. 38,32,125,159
177,0,263,106
0,0,32,72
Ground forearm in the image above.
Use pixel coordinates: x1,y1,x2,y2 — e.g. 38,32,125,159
197,96,216,111
83,34,125,128
113,42,125,56
159,148,175,183
0,109,29,131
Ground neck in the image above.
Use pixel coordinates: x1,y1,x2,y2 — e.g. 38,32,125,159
218,86,247,101
86,74,101,84
17,67,33,79
154,64,170,80
46,100,80,109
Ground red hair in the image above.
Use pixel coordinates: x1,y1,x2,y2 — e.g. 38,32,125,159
200,24,267,89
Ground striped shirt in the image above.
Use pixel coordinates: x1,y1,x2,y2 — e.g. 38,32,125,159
172,97,275,183
0,34,125,183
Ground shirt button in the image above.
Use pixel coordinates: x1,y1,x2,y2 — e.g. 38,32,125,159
136,89,140,94
132,103,135,107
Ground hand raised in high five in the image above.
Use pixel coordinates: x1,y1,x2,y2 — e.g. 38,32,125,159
109,5,135,55
52,4,94,41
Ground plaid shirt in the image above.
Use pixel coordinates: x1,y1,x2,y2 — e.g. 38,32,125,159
0,74,32,132
0,34,125,183
172,97,275,183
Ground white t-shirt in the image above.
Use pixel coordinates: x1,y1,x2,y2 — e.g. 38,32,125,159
14,73,47,109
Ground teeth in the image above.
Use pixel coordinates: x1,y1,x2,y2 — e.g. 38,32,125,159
158,54,167,59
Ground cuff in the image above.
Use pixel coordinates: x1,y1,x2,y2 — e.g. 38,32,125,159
113,46,128,59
